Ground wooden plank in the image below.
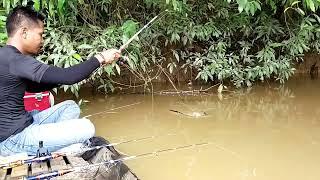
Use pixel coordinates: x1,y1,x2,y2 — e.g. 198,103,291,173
10,164,28,178
31,161,48,176
66,156,89,167
50,156,70,171
56,156,93,180
0,169,6,180
122,171,139,180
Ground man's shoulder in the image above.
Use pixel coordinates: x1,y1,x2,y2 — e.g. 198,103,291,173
0,46,15,63
0,46,10,53
0,45,20,58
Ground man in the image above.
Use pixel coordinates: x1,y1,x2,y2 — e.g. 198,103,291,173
0,6,120,156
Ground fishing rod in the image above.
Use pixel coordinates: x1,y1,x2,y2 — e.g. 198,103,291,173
119,11,164,52
26,169,74,180
25,141,211,180
79,133,178,153
0,153,62,170
0,132,177,169
104,10,168,62
79,10,168,86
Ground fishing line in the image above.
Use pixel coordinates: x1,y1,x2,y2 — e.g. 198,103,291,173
0,132,178,169
83,101,141,118
78,10,169,86
25,141,211,180
59,132,179,156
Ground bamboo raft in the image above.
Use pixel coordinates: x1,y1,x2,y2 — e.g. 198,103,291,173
1,155,87,180
0,147,138,180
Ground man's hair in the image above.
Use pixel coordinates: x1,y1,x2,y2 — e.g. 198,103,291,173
6,6,45,37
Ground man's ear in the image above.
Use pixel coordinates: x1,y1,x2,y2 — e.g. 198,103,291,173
21,27,28,39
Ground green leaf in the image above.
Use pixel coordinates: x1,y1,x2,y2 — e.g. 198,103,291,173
63,85,69,92
58,0,66,15
173,50,180,62
182,36,188,45
172,0,178,10
0,16,6,21
122,20,138,44
237,0,247,13
77,44,94,49
269,66,274,73
308,0,316,12
291,1,301,6
72,53,82,60
104,66,113,76
49,0,55,16
313,14,320,23
246,80,252,87
295,8,305,15
310,0,316,11
108,82,115,92
169,64,174,73
115,63,121,75
34,0,40,11
249,4,255,15
270,43,283,47
217,84,223,93
254,1,261,10
195,72,201,79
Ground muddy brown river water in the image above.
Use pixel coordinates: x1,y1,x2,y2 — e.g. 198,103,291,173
78,77,320,180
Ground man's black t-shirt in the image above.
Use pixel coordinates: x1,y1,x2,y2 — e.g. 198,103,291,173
0,45,101,143
0,45,49,142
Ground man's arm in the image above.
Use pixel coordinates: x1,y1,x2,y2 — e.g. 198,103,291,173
40,57,100,85
11,49,120,85
40,49,121,85
25,80,58,93
26,56,101,92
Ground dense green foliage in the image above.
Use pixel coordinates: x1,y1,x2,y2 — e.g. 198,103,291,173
0,0,320,95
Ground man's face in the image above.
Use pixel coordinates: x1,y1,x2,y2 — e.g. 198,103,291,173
22,20,44,55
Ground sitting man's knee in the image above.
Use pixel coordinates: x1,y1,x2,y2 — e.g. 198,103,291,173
63,100,79,107
63,100,80,113
79,118,95,138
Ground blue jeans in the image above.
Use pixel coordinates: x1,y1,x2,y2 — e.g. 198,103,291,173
0,100,95,156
